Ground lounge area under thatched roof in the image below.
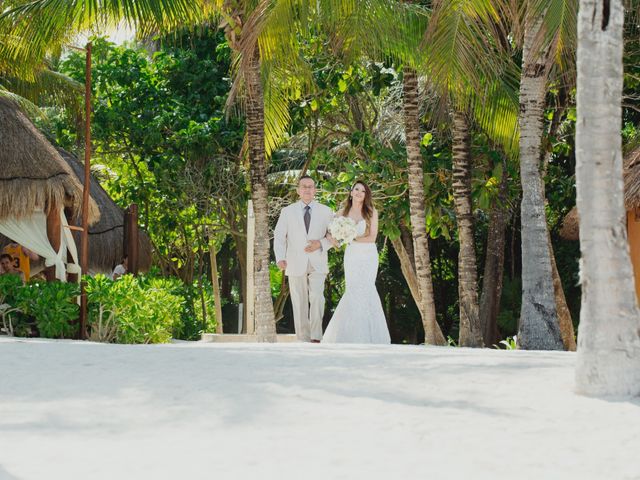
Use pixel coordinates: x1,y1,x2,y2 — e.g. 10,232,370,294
0,96,99,223
560,146,640,241
58,149,153,273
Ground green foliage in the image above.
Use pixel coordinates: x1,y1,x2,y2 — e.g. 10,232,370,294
494,336,518,350
48,31,246,280
85,273,218,343
18,280,80,339
86,274,184,344
165,276,219,341
0,275,30,336
0,274,23,301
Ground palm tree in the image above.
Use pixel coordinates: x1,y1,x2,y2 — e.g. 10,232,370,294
402,67,446,345
424,0,519,346
451,110,483,347
244,42,277,341
517,12,562,349
515,0,576,350
574,0,640,396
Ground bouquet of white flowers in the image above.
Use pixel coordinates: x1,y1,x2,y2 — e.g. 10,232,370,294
328,216,358,247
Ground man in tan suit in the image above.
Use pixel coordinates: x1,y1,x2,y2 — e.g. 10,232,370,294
274,176,334,342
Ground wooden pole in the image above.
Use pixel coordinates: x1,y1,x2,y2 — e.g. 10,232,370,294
78,42,92,339
246,200,255,334
208,230,224,334
127,204,139,275
44,202,62,282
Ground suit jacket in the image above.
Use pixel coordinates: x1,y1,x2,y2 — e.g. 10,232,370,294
274,200,334,276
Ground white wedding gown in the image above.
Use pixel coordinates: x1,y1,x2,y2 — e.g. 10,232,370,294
322,220,391,344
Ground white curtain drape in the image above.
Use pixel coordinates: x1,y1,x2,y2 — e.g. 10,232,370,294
61,212,80,279
0,209,81,282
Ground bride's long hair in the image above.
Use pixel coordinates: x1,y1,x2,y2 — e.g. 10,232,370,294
341,181,374,225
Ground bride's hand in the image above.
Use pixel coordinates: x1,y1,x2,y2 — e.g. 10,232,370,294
326,233,339,248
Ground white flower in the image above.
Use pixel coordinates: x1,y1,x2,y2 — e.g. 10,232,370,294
329,216,358,246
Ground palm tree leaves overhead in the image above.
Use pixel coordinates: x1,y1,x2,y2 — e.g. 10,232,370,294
468,77,520,157
526,0,577,71
0,0,562,161
1,0,204,78
424,0,520,157
314,0,429,67
3,68,83,109
424,0,504,97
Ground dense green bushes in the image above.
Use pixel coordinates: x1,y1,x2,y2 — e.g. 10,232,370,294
0,275,79,338
0,274,217,343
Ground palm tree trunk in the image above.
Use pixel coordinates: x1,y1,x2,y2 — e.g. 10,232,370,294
402,68,446,346
517,15,563,350
479,160,508,346
548,231,576,350
390,234,420,308
542,100,576,351
245,45,276,342
452,110,483,347
575,0,640,396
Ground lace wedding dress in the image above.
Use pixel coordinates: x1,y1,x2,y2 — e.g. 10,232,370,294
322,220,391,344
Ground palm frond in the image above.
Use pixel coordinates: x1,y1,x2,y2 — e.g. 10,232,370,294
262,64,294,158
467,76,520,158
0,0,205,77
3,68,83,111
528,0,577,71
424,0,507,99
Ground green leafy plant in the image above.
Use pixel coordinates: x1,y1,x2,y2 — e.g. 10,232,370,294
84,274,120,342
0,275,27,336
18,280,80,339
86,274,183,344
493,336,518,350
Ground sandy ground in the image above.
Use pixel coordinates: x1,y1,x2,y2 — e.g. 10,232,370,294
0,337,638,480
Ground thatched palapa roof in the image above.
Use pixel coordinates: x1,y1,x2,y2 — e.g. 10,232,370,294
59,150,153,273
0,96,99,223
560,146,640,240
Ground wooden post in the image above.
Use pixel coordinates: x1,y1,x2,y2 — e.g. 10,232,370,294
246,200,255,334
44,202,62,282
208,230,224,334
124,204,139,275
123,206,130,260
78,41,92,340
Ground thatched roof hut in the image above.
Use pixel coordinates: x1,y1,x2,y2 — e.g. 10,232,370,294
58,150,153,273
0,97,151,274
0,96,99,222
560,147,640,240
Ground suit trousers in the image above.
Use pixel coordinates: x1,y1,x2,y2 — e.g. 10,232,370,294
287,262,326,341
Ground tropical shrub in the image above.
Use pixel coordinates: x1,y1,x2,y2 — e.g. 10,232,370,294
161,276,218,341
86,274,183,344
18,280,80,339
0,275,30,336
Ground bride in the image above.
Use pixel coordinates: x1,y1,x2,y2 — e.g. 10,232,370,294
322,181,391,344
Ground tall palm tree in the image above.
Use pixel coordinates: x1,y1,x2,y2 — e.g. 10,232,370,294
402,67,446,345
424,0,519,346
451,110,483,347
515,0,576,350
574,0,640,396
